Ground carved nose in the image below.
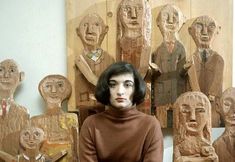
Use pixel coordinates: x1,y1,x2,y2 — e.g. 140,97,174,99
4,71,10,78
51,85,57,93
86,25,93,34
202,25,208,35
131,7,137,18
189,110,196,121
167,14,174,24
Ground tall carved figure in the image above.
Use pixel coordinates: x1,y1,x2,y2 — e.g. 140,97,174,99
213,87,235,162
0,59,29,157
75,13,114,125
188,15,224,127
117,0,151,77
173,91,218,162
150,5,187,127
31,75,78,162
117,0,152,114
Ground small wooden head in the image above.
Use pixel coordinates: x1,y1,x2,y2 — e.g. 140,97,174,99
76,13,108,50
0,59,24,98
157,4,186,41
174,91,211,141
220,87,235,127
38,75,72,109
188,15,218,49
20,126,45,150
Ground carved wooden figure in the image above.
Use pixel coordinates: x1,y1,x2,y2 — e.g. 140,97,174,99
117,0,152,114
0,126,67,162
188,15,224,127
75,13,114,125
0,59,29,158
150,4,187,127
173,91,218,162
117,0,151,77
31,75,78,162
213,87,235,162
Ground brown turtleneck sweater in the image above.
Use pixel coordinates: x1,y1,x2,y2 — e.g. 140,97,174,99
79,106,163,162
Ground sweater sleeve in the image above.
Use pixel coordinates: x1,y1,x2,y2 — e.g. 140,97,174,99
143,118,164,162
79,117,98,162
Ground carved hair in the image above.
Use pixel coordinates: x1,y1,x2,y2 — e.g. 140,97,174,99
173,91,212,144
117,0,151,46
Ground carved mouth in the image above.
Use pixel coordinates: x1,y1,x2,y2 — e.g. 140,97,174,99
187,122,198,127
200,36,209,41
166,24,176,30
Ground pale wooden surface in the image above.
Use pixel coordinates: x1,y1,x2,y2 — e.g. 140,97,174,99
66,0,233,111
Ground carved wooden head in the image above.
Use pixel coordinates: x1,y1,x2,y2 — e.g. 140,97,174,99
221,87,235,126
157,4,185,40
20,126,45,150
0,59,24,98
117,0,151,43
189,15,218,49
76,13,108,50
38,75,72,106
174,91,211,141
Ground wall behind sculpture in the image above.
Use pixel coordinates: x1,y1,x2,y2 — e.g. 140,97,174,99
0,1,233,161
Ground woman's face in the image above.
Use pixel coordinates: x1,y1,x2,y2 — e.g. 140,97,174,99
109,73,135,109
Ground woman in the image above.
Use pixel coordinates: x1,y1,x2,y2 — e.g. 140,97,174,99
79,62,163,162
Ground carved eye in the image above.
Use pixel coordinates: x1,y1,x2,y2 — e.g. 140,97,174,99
34,131,40,137
223,99,232,113
195,107,205,113
208,23,215,31
0,68,3,72
58,82,64,88
84,23,88,27
181,104,190,113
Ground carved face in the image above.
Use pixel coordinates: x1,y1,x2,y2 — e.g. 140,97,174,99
39,75,71,105
109,73,135,109
119,0,144,30
179,94,209,133
20,127,44,150
0,59,21,94
221,88,235,126
157,5,181,34
189,16,217,48
78,14,107,48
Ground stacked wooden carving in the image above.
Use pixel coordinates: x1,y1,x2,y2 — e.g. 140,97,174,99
0,0,233,162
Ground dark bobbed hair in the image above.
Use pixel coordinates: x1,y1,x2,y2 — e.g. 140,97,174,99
95,61,146,106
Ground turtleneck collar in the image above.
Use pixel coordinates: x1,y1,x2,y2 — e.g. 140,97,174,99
105,105,139,118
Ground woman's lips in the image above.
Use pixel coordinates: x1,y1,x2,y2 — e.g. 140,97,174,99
115,98,125,102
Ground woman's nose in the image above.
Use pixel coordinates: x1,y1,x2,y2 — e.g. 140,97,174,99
117,85,125,96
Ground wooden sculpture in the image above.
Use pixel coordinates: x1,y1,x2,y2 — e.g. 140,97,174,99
188,15,224,127
75,13,114,125
31,75,78,162
117,0,151,77
173,91,218,162
213,87,235,162
150,4,187,127
0,126,67,162
0,59,29,158
117,0,152,114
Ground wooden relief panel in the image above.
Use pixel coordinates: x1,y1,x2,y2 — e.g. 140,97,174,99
31,75,79,162
173,91,218,162
213,87,235,162
66,0,233,121
0,59,29,157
